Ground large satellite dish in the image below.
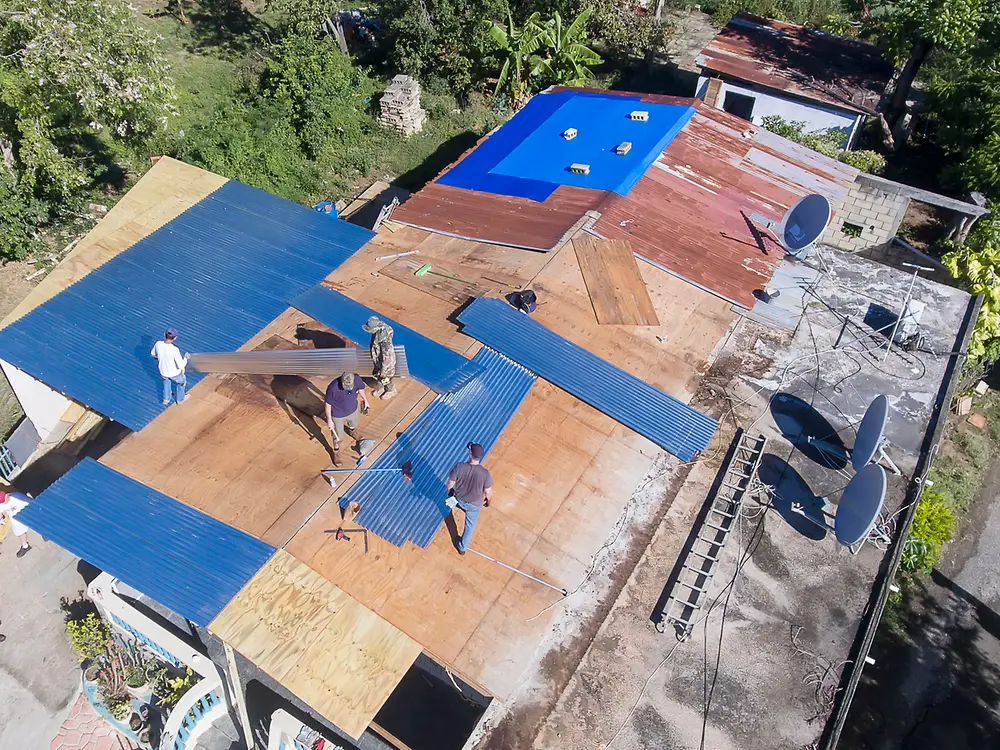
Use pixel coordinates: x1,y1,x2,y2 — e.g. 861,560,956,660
778,194,832,254
834,464,888,546
852,395,890,471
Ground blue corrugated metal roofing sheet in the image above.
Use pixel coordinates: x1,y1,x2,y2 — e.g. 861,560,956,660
340,347,535,548
18,458,275,626
457,297,718,461
0,180,374,431
290,284,483,393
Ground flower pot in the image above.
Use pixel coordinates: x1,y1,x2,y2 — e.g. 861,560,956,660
129,713,143,732
84,663,101,683
126,681,151,699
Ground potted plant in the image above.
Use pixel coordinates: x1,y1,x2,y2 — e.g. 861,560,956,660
67,613,110,664
155,667,199,714
128,712,143,732
125,663,152,698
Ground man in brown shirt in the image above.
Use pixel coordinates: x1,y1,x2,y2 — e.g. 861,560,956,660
446,442,493,555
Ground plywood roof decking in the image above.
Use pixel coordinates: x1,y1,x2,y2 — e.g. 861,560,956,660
209,550,422,739
101,225,735,704
388,89,857,307
696,12,893,114
1,157,227,328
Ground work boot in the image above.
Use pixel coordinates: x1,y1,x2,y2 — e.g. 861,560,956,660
331,448,341,467
372,384,386,398
380,383,397,400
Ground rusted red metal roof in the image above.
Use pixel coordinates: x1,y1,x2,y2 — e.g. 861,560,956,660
393,90,858,308
696,12,892,114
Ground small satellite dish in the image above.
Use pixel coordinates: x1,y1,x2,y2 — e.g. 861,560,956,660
835,464,888,546
852,395,890,471
777,194,832,254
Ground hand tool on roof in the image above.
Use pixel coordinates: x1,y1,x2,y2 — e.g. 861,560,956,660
321,460,412,488
326,526,370,554
414,263,477,286
375,249,419,261
466,548,568,596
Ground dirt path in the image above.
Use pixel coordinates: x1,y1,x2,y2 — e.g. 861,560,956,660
0,260,40,440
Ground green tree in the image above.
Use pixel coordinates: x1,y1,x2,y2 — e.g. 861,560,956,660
533,9,602,87
485,11,544,105
0,0,175,259
943,213,1000,362
586,0,669,61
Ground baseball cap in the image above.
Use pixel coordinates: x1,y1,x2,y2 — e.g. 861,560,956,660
468,442,485,460
362,316,381,333
165,327,179,338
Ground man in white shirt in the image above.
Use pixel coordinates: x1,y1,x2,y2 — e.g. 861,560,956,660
0,490,32,557
151,327,189,405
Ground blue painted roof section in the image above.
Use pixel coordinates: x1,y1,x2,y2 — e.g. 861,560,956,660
491,98,694,196
457,297,718,461
290,284,483,393
18,459,275,626
341,347,535,548
437,90,647,201
0,180,374,431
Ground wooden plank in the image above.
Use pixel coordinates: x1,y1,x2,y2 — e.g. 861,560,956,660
704,77,723,108
211,549,421,740
573,235,659,326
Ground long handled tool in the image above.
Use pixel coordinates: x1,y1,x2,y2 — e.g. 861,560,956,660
322,460,412,488
414,263,477,287
466,548,568,596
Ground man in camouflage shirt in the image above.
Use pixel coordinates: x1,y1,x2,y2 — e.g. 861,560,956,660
363,316,397,400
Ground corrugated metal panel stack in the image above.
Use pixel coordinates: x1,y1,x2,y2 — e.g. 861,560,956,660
291,284,483,392
0,180,375,431
340,347,535,548
18,458,275,626
457,297,718,461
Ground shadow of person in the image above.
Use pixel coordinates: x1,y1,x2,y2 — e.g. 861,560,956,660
757,453,827,541
269,375,337,461
443,507,461,550
770,392,848,469
295,325,348,350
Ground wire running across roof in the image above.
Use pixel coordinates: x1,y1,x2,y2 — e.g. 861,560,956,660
18,458,276,626
290,284,483,393
457,297,718,461
340,347,536,548
0,180,374,431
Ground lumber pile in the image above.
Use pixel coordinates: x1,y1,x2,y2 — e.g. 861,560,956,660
379,75,426,136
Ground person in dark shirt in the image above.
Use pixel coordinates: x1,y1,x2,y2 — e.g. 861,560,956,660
324,372,369,462
446,442,494,555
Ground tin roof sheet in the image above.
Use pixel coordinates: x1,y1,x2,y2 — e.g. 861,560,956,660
340,346,536,548
18,458,275,626
290,284,483,392
696,12,892,113
457,297,718,461
393,90,857,307
0,180,374,431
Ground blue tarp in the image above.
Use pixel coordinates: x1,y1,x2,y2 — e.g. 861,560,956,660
0,180,374,431
290,284,483,393
341,347,535,548
18,459,275,626
457,297,718,461
436,90,692,200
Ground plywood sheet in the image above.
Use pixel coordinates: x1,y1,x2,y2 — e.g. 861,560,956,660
572,235,659,326
2,158,226,327
210,550,421,739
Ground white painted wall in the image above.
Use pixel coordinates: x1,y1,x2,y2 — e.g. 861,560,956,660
0,359,72,441
696,76,862,147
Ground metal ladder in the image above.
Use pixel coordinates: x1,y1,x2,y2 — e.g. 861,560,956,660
659,431,767,639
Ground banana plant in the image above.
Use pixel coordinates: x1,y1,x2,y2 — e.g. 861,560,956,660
484,11,544,108
533,8,602,87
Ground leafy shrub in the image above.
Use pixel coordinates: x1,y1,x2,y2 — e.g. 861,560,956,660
706,0,847,28
943,213,1000,362
759,115,886,173
955,427,992,469
900,488,956,574
585,0,669,60
66,613,110,662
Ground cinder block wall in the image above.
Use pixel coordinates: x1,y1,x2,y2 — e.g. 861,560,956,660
822,182,909,252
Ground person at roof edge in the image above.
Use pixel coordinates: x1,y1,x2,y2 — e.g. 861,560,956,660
151,327,188,405
363,316,397,400
446,443,494,555
0,490,33,557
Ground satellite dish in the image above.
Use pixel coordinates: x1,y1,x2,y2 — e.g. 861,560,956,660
835,464,888,546
777,194,832,254
852,395,890,471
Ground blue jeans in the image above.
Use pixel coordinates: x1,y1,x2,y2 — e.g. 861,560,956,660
454,498,481,552
162,373,186,403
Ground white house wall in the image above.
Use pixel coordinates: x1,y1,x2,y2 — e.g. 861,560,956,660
0,359,72,441
696,76,861,146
